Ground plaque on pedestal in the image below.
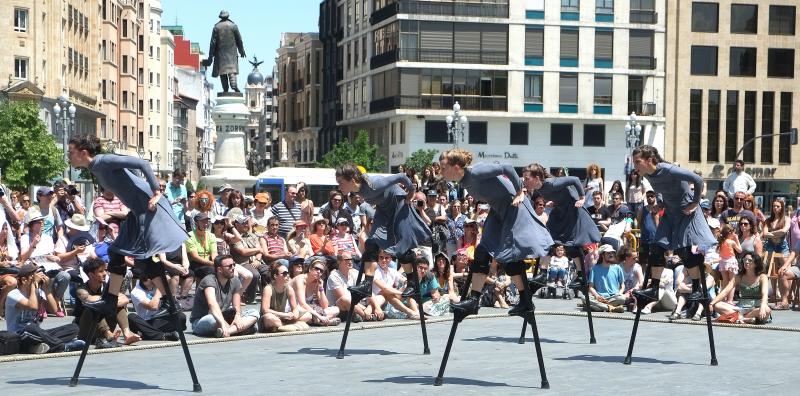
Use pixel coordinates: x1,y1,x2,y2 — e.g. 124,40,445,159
200,94,256,193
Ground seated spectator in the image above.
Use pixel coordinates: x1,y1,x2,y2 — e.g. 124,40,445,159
586,244,626,312
309,217,335,256
777,250,800,311
712,252,771,324
3,262,84,353
251,192,273,236
619,246,644,309
186,190,214,232
319,190,354,232
331,217,361,258
185,212,217,282
224,189,249,217
325,251,369,322
287,220,314,259
296,182,315,225
288,257,305,278
1,220,20,318
417,256,451,316
156,245,191,308
484,267,512,308
76,257,139,347
260,264,312,332
670,261,716,321
262,216,292,273
190,255,259,337
587,191,611,232
290,257,340,326
371,250,417,320
433,252,459,303
606,192,631,224
229,214,261,304
601,206,633,250
452,249,470,293
128,273,185,341
18,209,61,315
92,188,128,236
637,267,675,315
53,214,96,316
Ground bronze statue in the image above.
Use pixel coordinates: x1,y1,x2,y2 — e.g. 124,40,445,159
202,10,246,93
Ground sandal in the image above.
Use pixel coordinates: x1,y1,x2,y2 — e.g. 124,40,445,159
774,302,790,311
691,313,702,321
668,312,680,321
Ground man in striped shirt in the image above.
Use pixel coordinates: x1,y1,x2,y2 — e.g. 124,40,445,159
270,185,302,238
92,189,129,235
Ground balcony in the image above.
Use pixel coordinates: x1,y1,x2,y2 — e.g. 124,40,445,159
371,50,399,69
628,56,656,70
388,48,507,66
370,95,507,113
370,2,398,25
630,10,657,24
397,1,509,19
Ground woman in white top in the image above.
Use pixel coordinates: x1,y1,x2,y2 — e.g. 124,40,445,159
584,163,604,208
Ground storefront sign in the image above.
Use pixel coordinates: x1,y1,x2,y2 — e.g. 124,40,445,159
710,164,777,179
477,151,519,160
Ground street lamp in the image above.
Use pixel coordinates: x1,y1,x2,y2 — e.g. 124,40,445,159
106,140,117,154
445,101,468,146
624,112,642,175
137,146,146,159
53,92,77,178
154,152,161,174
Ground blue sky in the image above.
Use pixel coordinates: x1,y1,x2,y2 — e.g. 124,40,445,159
163,0,321,93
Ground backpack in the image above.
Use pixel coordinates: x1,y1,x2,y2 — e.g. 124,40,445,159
0,331,21,355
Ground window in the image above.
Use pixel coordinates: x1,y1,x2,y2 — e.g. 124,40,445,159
729,47,756,76
629,30,654,69
742,91,757,163
510,123,528,145
769,6,796,35
689,90,702,162
730,4,758,34
122,56,129,74
562,0,579,13
524,73,543,103
14,57,28,79
768,49,794,78
149,125,154,138
560,28,579,64
559,73,578,104
725,91,739,162
692,2,718,32
779,92,792,164
102,80,107,100
391,122,396,145
122,19,128,37
14,8,28,32
469,121,487,144
425,120,449,143
595,29,613,63
690,46,717,75
596,0,614,15
761,92,774,164
583,125,605,147
400,120,406,143
551,124,573,146
707,90,720,162
594,75,612,104
525,26,544,61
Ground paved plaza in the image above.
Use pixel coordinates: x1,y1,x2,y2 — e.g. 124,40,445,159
2,299,798,395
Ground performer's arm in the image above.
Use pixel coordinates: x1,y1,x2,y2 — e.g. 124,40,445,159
369,173,413,195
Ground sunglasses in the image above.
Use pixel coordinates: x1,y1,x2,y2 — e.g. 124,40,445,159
279,271,290,276
312,267,325,273
740,222,751,226
219,264,235,269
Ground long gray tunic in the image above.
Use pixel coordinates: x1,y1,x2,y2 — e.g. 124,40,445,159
208,19,245,77
89,154,188,258
536,176,600,247
646,163,716,250
461,163,553,263
360,173,431,255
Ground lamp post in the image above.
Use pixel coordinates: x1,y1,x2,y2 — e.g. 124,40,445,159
624,112,642,175
137,146,146,159
154,152,161,174
106,140,117,154
53,92,77,178
445,101,468,146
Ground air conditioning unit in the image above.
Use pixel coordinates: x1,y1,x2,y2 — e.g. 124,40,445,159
642,102,656,116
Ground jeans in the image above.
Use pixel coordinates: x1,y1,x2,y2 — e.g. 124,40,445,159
191,308,259,337
547,267,567,282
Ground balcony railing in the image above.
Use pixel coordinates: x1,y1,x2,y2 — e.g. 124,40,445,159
370,2,398,25
398,1,509,18
370,95,507,113
403,48,507,64
629,56,656,70
630,10,657,24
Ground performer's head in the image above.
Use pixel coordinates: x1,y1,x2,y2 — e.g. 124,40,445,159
439,148,472,181
335,164,366,194
631,145,663,176
67,134,101,168
522,163,551,191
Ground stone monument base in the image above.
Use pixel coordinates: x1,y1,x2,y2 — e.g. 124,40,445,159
200,174,257,195
202,94,256,194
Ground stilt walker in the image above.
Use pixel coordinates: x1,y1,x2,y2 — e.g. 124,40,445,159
521,164,601,344
622,145,718,366
334,165,431,359
434,149,553,388
65,135,201,392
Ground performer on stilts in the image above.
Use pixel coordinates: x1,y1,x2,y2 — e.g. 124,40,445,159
435,149,553,388
522,163,601,344
66,135,202,391
334,164,432,359
623,145,718,366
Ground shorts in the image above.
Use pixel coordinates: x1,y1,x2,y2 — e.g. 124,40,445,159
764,239,790,257
789,266,800,279
718,257,739,274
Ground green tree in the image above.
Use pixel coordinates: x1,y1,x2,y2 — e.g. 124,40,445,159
404,149,440,174
318,129,386,171
0,101,65,190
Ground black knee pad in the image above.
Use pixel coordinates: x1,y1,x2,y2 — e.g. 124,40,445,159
107,251,128,275
648,244,667,268
680,250,704,269
133,258,164,279
361,239,380,262
469,245,492,274
504,261,527,277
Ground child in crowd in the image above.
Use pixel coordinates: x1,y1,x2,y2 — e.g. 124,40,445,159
717,224,741,304
547,243,569,288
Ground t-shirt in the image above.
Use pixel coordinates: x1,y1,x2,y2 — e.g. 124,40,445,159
130,283,158,320
325,268,358,303
232,233,260,265
721,208,754,230
25,205,60,239
165,182,187,222
372,265,401,295
251,209,273,235
332,233,358,255
587,205,611,229
589,264,624,298
550,256,569,270
20,233,56,259
185,231,217,261
4,288,45,333
190,274,242,322
270,201,302,238
345,202,363,234
419,275,441,302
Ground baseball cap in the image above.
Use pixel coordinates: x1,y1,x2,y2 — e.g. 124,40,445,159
707,217,721,229
218,183,234,192
700,199,711,210
294,220,308,228
234,214,251,224
36,186,54,196
336,217,349,225
17,262,39,278
426,190,438,197
193,212,211,222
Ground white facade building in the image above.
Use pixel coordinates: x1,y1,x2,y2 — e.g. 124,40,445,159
158,28,175,175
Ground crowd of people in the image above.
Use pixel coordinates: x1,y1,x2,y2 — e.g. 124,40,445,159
1,156,799,354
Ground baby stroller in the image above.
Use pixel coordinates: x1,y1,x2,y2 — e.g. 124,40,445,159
537,256,577,300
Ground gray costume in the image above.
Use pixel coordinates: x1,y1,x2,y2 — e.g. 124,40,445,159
646,163,716,250
206,16,245,78
89,154,187,258
536,176,600,247
460,163,553,262
359,173,430,255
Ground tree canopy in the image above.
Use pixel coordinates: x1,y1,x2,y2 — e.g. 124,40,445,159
403,149,440,174
318,129,386,172
0,101,65,190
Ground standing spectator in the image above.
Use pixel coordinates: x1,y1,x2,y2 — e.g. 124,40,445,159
344,192,366,235
251,192,273,235
764,198,790,304
587,191,611,232
76,257,140,347
636,190,660,266
271,185,302,238
14,193,31,238
777,207,800,310
531,194,549,225
185,212,217,281
4,263,84,354
52,180,85,230
287,220,313,259
182,190,197,230
584,163,604,207
626,171,649,217
186,190,214,232
445,200,466,257
290,256,341,326
128,274,185,341
295,182,315,225
0,219,19,318
587,244,626,312
309,217,335,256
692,170,708,199
743,194,766,233
190,255,259,337
260,264,312,331
325,251,369,321
710,191,729,220
214,184,234,217
92,189,129,236
320,190,353,233
225,190,249,216
607,192,631,224
606,180,625,205
28,187,61,242
718,224,742,303
165,170,188,224
721,191,753,229
723,159,756,199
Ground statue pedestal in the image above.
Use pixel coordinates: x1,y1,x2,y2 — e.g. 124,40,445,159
200,94,257,193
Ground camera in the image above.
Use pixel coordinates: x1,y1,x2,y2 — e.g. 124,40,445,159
416,200,425,208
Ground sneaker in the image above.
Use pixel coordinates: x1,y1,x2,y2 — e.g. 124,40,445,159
94,339,120,349
401,286,416,299
668,312,680,321
55,310,66,318
63,339,86,352
691,313,703,321
639,307,651,315
568,278,585,291
213,327,224,338
28,342,50,354
347,279,372,300
450,296,480,322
